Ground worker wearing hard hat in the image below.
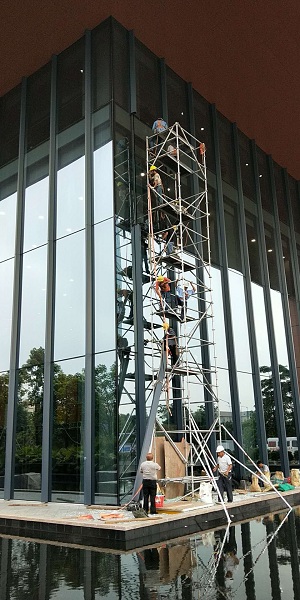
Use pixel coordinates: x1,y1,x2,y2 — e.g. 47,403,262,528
213,445,233,503
148,164,164,209
155,275,171,308
162,322,179,365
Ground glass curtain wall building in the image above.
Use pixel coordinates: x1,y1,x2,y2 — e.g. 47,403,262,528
0,17,300,504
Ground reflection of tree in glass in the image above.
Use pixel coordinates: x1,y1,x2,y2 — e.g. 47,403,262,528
260,365,295,438
95,362,117,471
0,372,9,474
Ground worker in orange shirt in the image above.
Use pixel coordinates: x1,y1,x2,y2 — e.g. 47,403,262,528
155,275,171,309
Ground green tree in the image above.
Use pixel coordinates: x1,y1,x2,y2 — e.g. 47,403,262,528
260,365,295,437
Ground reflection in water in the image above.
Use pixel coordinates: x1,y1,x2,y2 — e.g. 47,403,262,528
0,508,300,599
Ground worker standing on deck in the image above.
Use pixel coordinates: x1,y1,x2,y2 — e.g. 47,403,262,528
140,452,161,515
213,445,233,503
163,322,179,365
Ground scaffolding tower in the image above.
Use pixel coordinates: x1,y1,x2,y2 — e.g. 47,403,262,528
133,122,222,498
123,124,291,519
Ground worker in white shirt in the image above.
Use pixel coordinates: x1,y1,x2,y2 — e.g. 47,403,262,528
213,445,233,503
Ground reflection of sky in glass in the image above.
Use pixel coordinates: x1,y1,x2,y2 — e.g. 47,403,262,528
23,177,49,252
56,155,85,239
94,141,114,224
0,192,17,262
271,289,289,366
54,230,85,360
19,246,47,366
0,258,14,371
54,356,84,375
251,283,271,367
237,371,255,411
229,269,251,373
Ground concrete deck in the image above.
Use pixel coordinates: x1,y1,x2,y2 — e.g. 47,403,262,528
0,489,299,551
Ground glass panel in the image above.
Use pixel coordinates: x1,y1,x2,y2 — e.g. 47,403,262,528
245,209,262,285
271,290,296,441
229,270,251,372
237,372,257,460
0,85,21,167
0,372,8,495
93,140,114,224
281,234,295,297
95,219,116,353
14,362,44,499
0,259,14,372
193,90,215,173
19,247,47,366
112,20,129,111
251,283,279,452
92,19,111,112
265,223,279,291
56,132,85,239
52,356,84,502
135,40,161,127
224,197,242,272
273,162,288,224
26,63,51,151
218,368,234,452
238,130,256,202
0,190,17,262
23,166,49,252
166,67,189,130
217,113,236,187
208,267,228,369
57,38,85,133
289,175,300,235
54,230,85,361
256,147,273,214
94,351,117,505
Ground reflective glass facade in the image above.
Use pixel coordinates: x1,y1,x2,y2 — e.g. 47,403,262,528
0,17,300,504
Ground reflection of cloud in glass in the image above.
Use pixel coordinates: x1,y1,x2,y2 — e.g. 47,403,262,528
56,155,85,239
94,141,114,224
251,283,271,366
54,230,85,361
23,177,49,252
270,289,289,366
0,258,14,371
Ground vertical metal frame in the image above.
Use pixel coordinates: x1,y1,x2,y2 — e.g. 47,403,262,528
285,171,300,304
232,123,268,464
268,158,300,452
127,29,147,467
4,77,27,500
251,141,289,474
211,104,244,473
159,58,168,123
83,30,95,505
187,83,215,444
41,55,57,502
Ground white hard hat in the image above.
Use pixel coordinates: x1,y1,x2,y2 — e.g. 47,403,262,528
216,445,225,453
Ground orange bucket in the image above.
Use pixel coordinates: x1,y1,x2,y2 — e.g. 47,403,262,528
155,495,164,508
